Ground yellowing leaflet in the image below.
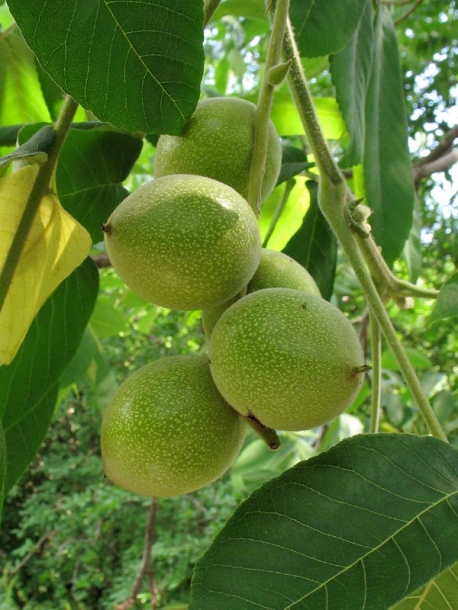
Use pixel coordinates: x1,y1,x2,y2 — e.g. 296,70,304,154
0,164,92,365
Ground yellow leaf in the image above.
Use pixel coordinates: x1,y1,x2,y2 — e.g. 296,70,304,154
0,164,92,365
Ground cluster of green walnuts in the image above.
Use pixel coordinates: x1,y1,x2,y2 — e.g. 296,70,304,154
100,97,367,498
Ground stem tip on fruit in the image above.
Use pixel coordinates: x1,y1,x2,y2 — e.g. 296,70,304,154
352,364,372,377
244,413,281,450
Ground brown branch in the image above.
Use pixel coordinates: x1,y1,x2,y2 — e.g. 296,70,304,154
415,125,458,167
414,149,458,187
116,498,160,610
90,253,111,268
10,530,56,574
394,0,425,25
204,0,222,26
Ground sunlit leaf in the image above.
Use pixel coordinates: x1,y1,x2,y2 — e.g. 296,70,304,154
18,123,143,243
0,25,52,125
7,0,205,134
259,176,310,252
190,434,458,610
271,91,346,140
390,562,458,609
0,164,92,365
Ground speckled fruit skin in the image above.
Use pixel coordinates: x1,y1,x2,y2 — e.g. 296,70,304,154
209,288,366,431
154,97,282,203
103,174,261,310
202,249,322,337
101,354,246,498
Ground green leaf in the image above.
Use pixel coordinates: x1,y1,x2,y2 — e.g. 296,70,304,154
0,124,55,171
277,145,312,185
90,295,127,338
0,420,6,518
190,434,458,610
330,0,374,168
231,434,313,495
19,123,143,242
59,326,97,389
282,180,337,300
212,0,266,22
429,273,458,325
7,0,205,134
356,7,415,266
382,346,432,372
390,562,458,609
259,177,310,253
270,90,346,140
402,200,422,284
0,25,52,125
0,258,99,494
289,0,368,57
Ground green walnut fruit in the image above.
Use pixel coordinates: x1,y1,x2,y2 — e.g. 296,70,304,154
101,354,246,498
154,97,282,203
202,248,321,336
209,288,367,431
103,174,261,310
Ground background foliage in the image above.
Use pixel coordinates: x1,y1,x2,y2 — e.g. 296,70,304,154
1,0,458,608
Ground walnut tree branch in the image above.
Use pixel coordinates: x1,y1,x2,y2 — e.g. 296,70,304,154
414,149,458,188
116,498,160,610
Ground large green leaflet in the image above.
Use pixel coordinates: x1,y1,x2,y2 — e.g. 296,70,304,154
0,258,99,494
6,0,205,134
190,434,458,609
329,0,374,169
356,7,415,266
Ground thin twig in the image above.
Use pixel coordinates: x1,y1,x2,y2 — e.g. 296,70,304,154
394,0,425,25
415,125,458,167
203,0,222,27
116,498,160,610
10,530,56,574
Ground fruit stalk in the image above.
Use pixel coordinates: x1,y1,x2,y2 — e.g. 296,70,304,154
369,311,382,434
247,0,290,214
0,95,79,313
244,415,281,450
282,18,448,442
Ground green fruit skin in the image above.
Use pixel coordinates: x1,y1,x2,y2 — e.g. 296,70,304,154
209,288,366,431
104,174,261,311
202,249,321,337
101,354,246,498
154,97,282,203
